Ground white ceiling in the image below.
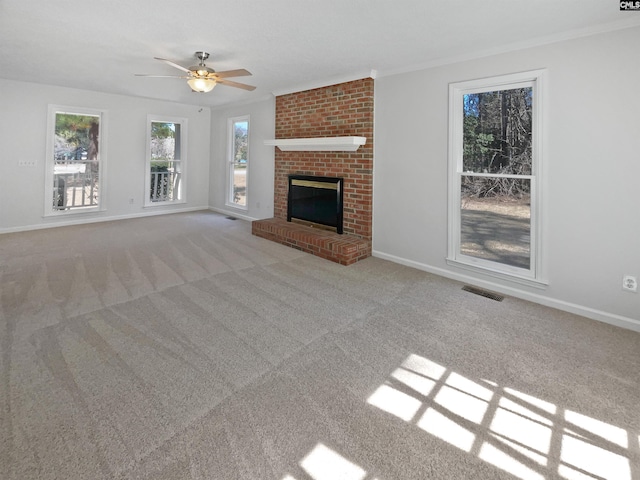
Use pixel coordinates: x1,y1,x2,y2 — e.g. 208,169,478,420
1,0,638,108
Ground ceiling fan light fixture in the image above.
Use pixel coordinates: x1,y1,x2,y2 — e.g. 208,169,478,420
187,77,216,93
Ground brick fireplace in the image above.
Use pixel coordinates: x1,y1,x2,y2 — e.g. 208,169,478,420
252,77,374,265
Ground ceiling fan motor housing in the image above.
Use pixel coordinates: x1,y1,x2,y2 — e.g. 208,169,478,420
190,52,214,76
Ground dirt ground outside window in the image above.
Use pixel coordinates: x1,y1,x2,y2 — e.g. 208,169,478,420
460,196,531,269
233,168,246,206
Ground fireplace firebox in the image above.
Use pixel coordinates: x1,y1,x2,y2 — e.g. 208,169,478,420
287,175,344,234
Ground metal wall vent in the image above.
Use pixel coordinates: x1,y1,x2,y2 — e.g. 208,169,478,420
462,285,505,302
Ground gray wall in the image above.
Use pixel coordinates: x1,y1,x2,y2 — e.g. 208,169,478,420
209,97,276,220
0,79,211,231
373,26,640,328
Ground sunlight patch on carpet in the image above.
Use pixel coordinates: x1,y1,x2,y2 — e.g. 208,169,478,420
366,352,633,480
367,384,422,422
300,443,367,480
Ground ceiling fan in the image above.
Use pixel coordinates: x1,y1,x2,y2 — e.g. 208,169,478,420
135,51,256,93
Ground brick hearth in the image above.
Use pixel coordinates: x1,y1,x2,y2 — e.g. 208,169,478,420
252,218,371,266
253,78,374,265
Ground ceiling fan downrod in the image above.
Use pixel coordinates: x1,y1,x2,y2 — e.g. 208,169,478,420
195,51,210,65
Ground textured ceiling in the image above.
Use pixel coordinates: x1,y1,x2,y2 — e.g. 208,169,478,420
1,0,638,108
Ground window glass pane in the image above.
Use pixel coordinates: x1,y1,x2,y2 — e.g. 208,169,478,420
150,122,181,202
232,120,248,206
463,87,532,175
460,176,531,269
53,113,100,210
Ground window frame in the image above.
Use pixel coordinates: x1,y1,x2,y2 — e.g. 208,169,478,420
144,114,188,207
44,105,107,216
447,69,547,287
226,115,250,210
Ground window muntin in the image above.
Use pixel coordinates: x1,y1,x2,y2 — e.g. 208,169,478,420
227,116,249,208
45,107,104,214
145,116,187,206
448,71,545,283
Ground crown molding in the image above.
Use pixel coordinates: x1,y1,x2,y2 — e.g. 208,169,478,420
377,17,640,78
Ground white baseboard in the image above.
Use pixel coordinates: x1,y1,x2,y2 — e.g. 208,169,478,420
0,206,210,235
208,207,258,222
372,250,640,333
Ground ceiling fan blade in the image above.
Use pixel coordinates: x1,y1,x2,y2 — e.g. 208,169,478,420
135,74,189,78
216,78,256,91
213,69,252,78
154,57,192,74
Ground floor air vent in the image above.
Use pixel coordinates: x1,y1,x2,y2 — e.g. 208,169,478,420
225,216,237,220
462,285,505,302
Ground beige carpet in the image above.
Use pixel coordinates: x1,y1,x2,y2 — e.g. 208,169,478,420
1,211,639,480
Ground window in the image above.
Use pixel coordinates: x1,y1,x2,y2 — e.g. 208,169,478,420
227,116,249,208
45,105,106,215
145,116,187,206
447,70,546,284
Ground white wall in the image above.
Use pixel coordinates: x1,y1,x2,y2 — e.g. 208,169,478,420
373,26,640,329
0,79,211,232
209,97,275,220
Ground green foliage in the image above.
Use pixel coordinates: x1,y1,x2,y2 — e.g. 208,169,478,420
55,113,100,162
234,121,248,163
151,122,175,139
55,114,98,140
150,162,169,172
463,115,494,161
150,122,178,161
462,88,532,197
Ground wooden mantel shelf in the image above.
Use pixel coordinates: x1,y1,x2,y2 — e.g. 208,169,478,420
264,136,366,152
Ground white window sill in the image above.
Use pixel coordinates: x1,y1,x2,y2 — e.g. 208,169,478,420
44,206,104,218
143,200,187,208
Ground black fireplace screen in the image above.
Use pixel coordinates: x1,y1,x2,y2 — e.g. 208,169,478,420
287,175,343,234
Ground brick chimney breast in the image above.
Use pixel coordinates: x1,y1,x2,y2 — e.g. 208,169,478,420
273,78,374,240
